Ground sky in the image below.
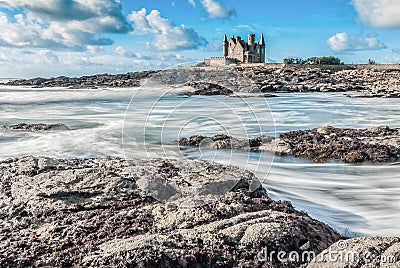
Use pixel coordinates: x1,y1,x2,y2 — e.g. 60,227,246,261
0,0,399,78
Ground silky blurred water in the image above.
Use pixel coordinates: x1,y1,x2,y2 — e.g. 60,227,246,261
1,86,399,236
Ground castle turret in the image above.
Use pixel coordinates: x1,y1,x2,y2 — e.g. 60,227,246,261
248,34,255,48
222,34,228,57
259,33,265,63
259,33,265,46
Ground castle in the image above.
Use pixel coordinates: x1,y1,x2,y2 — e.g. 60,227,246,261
204,33,266,66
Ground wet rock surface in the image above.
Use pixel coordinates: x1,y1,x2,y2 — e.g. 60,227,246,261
1,123,69,131
0,156,340,267
280,126,400,163
177,126,400,163
177,134,272,152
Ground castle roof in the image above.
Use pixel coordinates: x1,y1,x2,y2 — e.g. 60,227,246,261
260,33,265,46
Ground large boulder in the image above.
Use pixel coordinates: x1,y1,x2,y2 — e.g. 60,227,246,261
0,156,340,267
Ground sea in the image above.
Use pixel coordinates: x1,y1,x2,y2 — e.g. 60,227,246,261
1,84,399,237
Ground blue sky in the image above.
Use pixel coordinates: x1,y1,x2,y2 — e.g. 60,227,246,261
0,0,399,78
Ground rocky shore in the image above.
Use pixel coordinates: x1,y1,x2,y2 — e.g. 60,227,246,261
236,65,400,97
2,64,400,97
177,126,400,163
0,156,342,267
2,71,155,89
1,123,69,132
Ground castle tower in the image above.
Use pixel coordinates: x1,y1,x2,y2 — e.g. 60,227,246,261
259,33,266,63
248,34,255,49
222,34,228,57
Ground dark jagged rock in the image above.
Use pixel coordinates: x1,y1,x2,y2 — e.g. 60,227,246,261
280,126,400,163
2,123,69,131
177,134,271,152
177,126,400,163
259,93,279,98
0,156,340,267
184,81,234,96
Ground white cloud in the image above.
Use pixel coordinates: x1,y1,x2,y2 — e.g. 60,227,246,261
199,0,235,18
352,0,400,28
0,0,131,50
327,32,386,52
188,0,196,7
0,0,130,31
128,8,208,51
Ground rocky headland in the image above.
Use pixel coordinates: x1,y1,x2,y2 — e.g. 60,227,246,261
177,126,400,163
2,64,400,98
0,156,341,267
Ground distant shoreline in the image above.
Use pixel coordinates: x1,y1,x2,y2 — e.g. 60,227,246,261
1,63,400,98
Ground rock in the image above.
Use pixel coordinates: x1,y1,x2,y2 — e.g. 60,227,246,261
177,134,272,152
1,123,70,131
184,81,233,96
307,237,400,267
279,126,400,163
0,156,340,267
259,93,279,98
178,126,400,163
2,71,155,88
344,152,367,163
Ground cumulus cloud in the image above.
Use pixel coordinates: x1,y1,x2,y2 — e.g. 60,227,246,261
0,0,131,32
188,0,196,7
327,32,386,52
352,0,400,28
199,0,235,18
128,8,208,51
0,0,131,50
